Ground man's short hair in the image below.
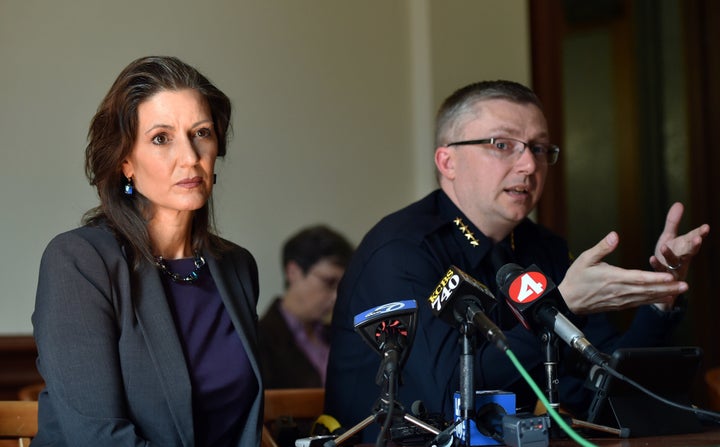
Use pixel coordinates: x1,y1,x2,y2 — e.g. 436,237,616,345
435,80,544,147
282,225,354,275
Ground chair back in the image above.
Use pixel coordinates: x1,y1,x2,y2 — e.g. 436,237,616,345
17,384,43,402
261,388,325,447
0,401,38,447
705,367,720,411
5,386,327,447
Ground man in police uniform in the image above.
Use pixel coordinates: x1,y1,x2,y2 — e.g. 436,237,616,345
324,80,709,442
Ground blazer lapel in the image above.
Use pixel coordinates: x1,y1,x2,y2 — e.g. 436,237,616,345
205,248,265,445
204,250,262,382
133,261,194,446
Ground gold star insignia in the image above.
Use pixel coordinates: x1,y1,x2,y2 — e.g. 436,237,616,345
453,217,480,248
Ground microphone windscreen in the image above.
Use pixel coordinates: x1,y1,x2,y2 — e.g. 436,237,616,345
411,400,427,418
311,414,342,436
495,263,523,289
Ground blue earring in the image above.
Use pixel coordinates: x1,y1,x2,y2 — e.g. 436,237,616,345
124,177,134,195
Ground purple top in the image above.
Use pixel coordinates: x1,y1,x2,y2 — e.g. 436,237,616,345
161,258,257,447
278,304,329,385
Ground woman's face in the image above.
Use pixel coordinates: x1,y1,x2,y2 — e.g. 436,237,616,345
122,89,218,220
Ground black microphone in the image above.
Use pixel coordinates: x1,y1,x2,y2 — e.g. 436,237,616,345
354,300,418,382
496,263,607,366
428,265,508,351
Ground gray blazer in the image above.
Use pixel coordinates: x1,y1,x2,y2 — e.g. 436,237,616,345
32,225,263,446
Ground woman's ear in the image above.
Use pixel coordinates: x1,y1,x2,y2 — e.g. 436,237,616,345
121,160,133,179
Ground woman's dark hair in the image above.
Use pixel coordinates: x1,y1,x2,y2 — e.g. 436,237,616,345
82,56,232,267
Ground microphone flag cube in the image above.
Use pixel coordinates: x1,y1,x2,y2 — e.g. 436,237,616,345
453,390,515,446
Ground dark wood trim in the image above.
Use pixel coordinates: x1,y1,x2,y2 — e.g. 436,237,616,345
683,0,720,368
529,0,567,237
0,336,41,400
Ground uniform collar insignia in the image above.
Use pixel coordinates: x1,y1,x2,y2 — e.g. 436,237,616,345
453,217,516,251
453,217,480,247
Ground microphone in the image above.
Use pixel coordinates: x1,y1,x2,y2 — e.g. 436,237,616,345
428,265,508,351
354,300,418,381
496,263,607,366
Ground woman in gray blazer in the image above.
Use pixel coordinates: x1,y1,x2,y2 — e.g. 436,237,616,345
32,56,263,447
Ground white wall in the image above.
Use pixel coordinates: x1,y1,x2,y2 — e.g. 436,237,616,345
0,0,530,334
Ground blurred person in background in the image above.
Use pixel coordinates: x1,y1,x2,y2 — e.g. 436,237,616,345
259,225,354,389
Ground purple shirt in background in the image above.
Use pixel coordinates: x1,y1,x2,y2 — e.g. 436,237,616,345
161,258,257,447
278,304,330,386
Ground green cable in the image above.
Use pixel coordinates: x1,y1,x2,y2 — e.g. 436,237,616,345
504,348,598,447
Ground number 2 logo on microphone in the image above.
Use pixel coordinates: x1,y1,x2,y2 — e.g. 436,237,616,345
508,271,547,303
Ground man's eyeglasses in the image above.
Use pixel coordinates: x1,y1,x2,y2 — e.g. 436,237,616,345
446,137,560,166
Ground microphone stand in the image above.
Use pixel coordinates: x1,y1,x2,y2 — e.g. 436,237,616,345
541,328,560,411
540,328,564,439
538,329,623,439
327,345,440,447
425,311,482,447
458,321,477,447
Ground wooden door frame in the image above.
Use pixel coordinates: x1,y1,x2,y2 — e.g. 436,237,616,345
529,0,720,368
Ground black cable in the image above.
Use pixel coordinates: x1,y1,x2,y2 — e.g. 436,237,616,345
601,363,720,424
375,367,397,447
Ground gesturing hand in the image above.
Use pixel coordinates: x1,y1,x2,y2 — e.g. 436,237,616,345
558,231,688,315
649,202,709,280
648,202,709,310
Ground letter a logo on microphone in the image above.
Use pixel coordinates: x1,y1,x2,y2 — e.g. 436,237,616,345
508,271,547,303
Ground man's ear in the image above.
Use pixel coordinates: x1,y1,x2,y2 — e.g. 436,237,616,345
434,146,456,181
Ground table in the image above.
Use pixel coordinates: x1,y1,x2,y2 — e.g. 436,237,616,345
355,429,720,447
549,429,720,446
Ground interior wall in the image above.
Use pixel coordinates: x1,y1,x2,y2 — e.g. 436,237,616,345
0,0,530,334
429,1,532,115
